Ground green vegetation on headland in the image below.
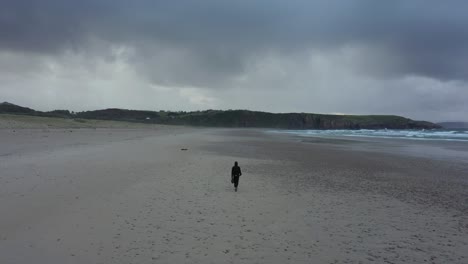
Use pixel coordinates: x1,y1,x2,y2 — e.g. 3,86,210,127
0,102,440,129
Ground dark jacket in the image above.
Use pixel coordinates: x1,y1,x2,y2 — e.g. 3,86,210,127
231,166,242,177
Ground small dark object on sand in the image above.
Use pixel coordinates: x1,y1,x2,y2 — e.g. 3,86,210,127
181,148,188,151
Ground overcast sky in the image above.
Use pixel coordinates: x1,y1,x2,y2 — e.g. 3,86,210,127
1,0,467,121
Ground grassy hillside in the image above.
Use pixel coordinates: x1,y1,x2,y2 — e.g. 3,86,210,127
0,102,440,129
75,109,439,129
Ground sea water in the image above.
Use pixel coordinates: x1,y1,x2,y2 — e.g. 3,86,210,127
269,129,468,142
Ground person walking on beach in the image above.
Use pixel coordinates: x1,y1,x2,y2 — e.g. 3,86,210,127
231,161,242,192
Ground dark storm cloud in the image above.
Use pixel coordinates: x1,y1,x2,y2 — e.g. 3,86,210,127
1,0,468,84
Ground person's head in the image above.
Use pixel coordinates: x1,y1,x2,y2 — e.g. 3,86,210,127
234,161,238,166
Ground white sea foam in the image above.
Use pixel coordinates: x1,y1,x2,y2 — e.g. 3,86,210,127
269,129,468,141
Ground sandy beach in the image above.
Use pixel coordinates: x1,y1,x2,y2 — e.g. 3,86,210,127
1,121,467,263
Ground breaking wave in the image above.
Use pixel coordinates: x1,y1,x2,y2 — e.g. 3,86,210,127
269,129,468,141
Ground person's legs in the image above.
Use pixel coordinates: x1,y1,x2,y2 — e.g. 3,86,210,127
234,176,239,191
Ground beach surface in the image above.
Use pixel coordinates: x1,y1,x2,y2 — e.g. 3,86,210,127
1,118,467,263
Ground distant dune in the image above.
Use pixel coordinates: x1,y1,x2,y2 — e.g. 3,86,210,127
0,114,167,129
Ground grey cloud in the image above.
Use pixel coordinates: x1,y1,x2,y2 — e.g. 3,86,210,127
1,0,468,122
1,0,468,85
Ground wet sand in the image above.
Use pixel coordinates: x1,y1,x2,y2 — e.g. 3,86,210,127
0,127,467,263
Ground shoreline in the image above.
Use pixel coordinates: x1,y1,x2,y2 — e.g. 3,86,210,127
265,129,468,163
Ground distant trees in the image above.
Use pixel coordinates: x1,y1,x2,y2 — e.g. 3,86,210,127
0,102,441,129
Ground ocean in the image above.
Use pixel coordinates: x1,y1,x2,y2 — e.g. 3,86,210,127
269,129,468,142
